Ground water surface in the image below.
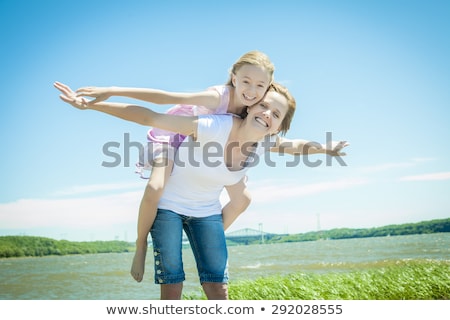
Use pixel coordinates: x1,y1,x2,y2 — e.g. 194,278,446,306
1,233,448,299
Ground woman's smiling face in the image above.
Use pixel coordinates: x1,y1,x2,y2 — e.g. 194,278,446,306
247,90,289,135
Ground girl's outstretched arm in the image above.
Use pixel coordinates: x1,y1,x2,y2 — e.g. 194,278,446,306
54,81,197,137
75,85,221,110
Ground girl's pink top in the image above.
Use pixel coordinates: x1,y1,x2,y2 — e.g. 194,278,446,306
147,85,231,148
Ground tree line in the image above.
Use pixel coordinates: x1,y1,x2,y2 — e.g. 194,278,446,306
0,236,132,258
270,217,450,243
1,217,448,258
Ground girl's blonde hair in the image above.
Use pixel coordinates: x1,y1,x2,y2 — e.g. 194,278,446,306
226,50,275,86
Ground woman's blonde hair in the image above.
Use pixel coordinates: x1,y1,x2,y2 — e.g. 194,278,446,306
226,50,275,86
268,82,296,135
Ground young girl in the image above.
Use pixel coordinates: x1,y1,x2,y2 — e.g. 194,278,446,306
74,51,276,282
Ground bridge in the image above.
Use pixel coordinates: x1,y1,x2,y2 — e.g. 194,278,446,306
225,228,279,245
176,228,283,245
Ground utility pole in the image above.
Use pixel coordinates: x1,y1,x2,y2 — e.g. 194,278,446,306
258,223,264,244
316,213,321,232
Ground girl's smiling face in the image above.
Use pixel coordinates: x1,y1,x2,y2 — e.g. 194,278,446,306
232,64,272,107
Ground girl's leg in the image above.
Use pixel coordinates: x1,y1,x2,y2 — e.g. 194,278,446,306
131,158,174,282
222,177,251,230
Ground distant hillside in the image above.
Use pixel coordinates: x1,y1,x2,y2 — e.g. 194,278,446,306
0,236,133,258
270,217,450,244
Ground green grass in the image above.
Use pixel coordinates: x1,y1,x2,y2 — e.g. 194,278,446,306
183,259,450,300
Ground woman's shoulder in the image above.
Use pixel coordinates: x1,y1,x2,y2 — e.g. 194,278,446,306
199,114,236,136
199,113,236,124
195,114,235,142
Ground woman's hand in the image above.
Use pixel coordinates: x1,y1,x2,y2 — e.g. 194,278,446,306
54,81,90,110
324,140,349,156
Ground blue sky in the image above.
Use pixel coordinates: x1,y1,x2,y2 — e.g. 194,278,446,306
1,0,449,241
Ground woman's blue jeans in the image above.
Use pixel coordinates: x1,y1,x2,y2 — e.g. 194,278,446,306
150,209,229,284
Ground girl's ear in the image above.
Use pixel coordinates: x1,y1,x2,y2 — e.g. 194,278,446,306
231,74,237,87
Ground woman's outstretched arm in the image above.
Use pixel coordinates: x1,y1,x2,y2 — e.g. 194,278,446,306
271,136,349,157
54,81,198,137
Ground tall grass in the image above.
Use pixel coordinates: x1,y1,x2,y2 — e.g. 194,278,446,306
184,259,449,300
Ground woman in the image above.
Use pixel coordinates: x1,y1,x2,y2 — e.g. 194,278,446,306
72,50,276,283
55,81,347,299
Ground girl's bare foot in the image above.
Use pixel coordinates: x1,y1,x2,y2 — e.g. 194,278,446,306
130,241,148,282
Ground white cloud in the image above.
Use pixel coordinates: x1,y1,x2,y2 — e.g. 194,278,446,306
1,177,366,231
0,191,142,229
400,172,450,182
246,178,368,203
53,181,143,196
410,157,436,163
359,158,435,173
359,161,415,173
2,172,446,240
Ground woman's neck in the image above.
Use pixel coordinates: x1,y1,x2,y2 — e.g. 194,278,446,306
224,117,262,171
231,117,265,145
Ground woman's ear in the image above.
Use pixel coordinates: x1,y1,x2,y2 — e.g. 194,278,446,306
273,126,281,135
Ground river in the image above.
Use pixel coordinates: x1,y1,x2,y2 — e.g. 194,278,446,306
1,233,448,300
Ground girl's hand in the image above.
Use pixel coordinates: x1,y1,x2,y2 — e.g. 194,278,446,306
76,86,111,104
54,81,90,110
